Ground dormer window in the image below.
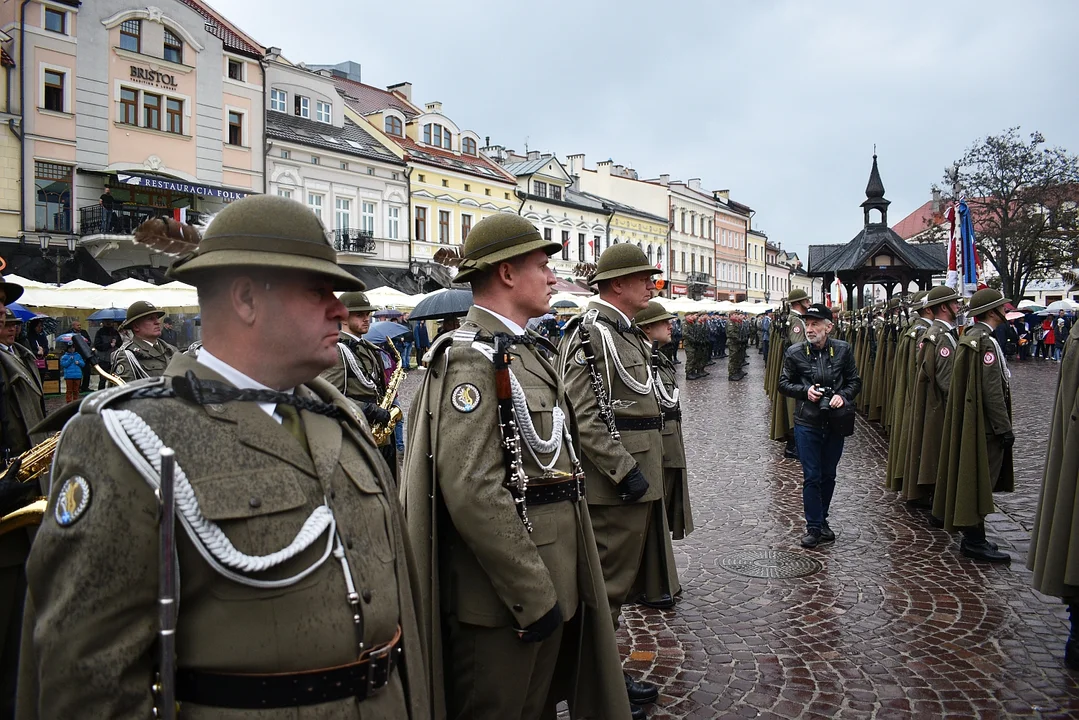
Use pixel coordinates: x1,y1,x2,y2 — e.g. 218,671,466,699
385,115,402,137
551,186,562,201
316,100,331,124
163,29,183,64
270,88,286,112
423,123,451,150
462,136,477,156
295,95,309,119
534,181,548,198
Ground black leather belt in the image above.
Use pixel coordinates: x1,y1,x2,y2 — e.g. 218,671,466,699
614,416,664,431
525,478,580,505
662,408,681,423
176,626,403,709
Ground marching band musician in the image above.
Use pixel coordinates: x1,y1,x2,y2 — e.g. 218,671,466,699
320,291,397,470
17,196,429,718
558,243,664,712
402,214,632,720
111,300,177,381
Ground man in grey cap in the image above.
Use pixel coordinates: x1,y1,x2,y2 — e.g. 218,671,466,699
111,300,177,381
559,243,664,709
19,196,429,717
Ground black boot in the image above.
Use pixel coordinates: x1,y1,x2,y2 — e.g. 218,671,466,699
960,526,1010,564
1066,601,1079,670
631,703,648,720
624,673,658,705
784,438,798,459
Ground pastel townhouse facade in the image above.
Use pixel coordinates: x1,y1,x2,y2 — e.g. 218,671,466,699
496,150,609,279
0,37,18,244
324,63,518,289
565,155,669,291
765,240,791,301
0,0,266,281
658,177,718,300
746,228,767,302
714,193,751,302
263,54,412,288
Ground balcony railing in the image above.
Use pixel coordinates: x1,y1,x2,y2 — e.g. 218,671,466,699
333,228,377,254
78,204,205,236
687,272,712,284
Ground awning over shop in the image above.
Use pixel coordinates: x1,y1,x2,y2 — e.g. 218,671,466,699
341,265,425,295
115,172,251,201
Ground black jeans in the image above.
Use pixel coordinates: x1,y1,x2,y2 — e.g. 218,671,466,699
795,424,845,530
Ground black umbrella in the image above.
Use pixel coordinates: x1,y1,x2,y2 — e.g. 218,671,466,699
409,289,474,321
373,308,404,319
552,299,579,309
88,307,127,321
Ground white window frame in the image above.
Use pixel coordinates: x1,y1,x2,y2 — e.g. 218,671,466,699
335,197,352,231
387,206,400,240
39,62,72,114
277,188,293,199
296,95,310,119
308,192,324,220
270,88,286,112
361,201,376,234
316,100,331,124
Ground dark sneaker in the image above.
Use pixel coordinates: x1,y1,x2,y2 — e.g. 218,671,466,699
801,530,821,548
960,540,1011,563
820,524,836,543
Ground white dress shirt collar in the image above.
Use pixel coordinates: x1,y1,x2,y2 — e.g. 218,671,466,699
591,298,632,327
473,305,527,336
196,348,293,421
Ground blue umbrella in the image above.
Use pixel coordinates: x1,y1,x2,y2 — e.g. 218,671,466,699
373,308,404,319
55,332,76,344
88,307,127,322
363,321,409,346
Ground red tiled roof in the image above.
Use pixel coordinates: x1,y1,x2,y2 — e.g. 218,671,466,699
395,136,517,185
180,0,263,57
0,49,14,68
332,76,420,119
892,200,944,240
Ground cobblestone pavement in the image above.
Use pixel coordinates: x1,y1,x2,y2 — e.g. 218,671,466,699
55,350,1077,718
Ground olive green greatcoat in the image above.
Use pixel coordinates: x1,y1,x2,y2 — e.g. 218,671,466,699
932,323,1015,531
0,342,47,455
1028,332,1079,598
767,313,804,441
111,336,178,381
17,353,429,719
727,317,746,379
402,307,631,720
632,350,692,604
884,317,932,491
559,302,664,622
321,331,386,406
900,320,957,502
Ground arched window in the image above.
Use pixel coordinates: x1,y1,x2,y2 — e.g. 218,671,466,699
423,123,452,150
646,245,654,265
163,28,183,64
462,136,477,155
385,115,402,136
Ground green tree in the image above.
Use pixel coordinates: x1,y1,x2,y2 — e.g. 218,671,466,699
944,128,1079,300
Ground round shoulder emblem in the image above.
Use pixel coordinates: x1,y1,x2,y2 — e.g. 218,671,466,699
983,351,996,365
918,341,925,349
793,326,802,334
451,383,481,413
55,476,91,527
940,346,951,358
574,348,587,366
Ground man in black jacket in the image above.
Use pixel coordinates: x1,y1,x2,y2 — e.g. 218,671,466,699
779,303,862,549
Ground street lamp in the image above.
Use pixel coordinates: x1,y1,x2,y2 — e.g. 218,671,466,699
39,234,78,285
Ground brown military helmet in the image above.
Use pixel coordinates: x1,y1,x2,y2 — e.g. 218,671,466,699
167,195,364,291
339,291,378,313
787,288,810,303
634,300,675,327
453,214,562,283
923,285,962,309
966,288,1010,317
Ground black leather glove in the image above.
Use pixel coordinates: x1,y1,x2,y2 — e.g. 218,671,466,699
999,431,1015,450
0,475,37,518
362,404,392,426
515,604,563,643
617,465,649,503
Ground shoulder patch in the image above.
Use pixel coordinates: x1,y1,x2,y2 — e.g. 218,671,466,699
940,346,951,358
918,341,925,350
574,348,587,366
793,326,802,334
983,351,996,365
55,476,91,527
451,383,481,413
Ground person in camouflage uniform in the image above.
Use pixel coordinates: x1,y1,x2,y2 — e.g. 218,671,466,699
684,314,708,380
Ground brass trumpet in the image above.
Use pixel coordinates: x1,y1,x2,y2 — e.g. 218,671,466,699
0,335,124,534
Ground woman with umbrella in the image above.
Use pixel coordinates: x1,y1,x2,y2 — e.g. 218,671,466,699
25,318,49,360
92,319,123,389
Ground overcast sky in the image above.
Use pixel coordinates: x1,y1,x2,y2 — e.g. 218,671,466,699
210,0,1079,259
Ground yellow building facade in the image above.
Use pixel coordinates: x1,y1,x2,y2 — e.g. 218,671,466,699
0,46,19,242
746,229,768,302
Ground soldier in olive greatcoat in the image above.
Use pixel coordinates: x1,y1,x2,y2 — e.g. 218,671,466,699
111,300,178,381
17,196,430,718
403,214,634,720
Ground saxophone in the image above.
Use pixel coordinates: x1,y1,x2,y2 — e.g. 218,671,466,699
0,335,125,535
370,339,405,446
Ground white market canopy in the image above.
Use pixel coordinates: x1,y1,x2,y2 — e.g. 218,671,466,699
17,278,200,314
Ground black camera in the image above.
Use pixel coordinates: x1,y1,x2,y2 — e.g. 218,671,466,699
816,385,835,411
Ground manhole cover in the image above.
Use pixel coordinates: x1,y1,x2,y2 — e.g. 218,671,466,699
720,550,823,579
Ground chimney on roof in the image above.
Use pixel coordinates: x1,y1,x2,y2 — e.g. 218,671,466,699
714,189,730,201
626,167,638,180
597,160,612,178
485,136,490,146
658,174,670,185
425,101,443,114
688,178,702,191
265,47,281,61
527,150,540,161
931,188,942,213
387,82,412,102
566,154,585,176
